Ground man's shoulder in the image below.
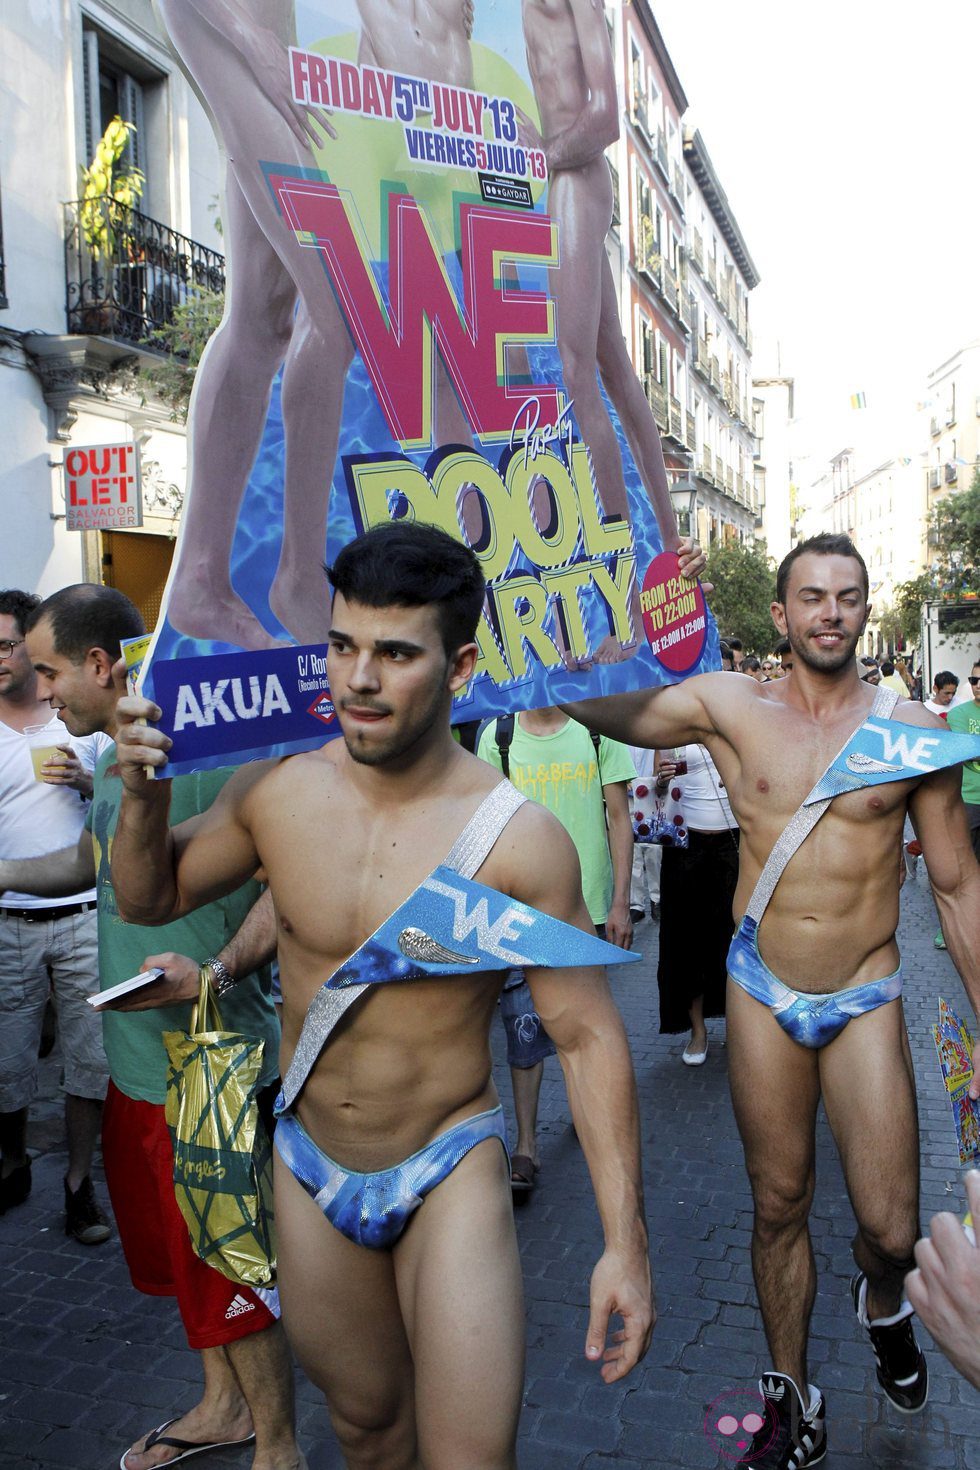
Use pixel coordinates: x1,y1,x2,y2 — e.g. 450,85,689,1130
947,702,979,732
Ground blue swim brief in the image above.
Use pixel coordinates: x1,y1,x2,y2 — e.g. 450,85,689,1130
727,916,903,1049
273,1102,508,1250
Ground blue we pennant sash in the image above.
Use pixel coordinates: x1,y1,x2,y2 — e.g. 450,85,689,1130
326,866,639,990
806,718,980,805
278,865,637,1110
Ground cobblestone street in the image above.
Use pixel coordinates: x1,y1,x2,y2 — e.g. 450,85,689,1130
2,862,978,1469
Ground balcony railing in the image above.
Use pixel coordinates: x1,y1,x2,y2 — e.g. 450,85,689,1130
701,446,713,481
668,395,683,441
693,339,710,379
65,200,226,347
928,467,941,490
715,454,724,484
930,416,941,437
645,374,669,432
709,356,721,390
687,411,696,448
691,229,704,272
705,257,717,294
945,461,958,483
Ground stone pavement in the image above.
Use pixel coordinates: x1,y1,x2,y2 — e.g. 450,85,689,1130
2,862,979,1469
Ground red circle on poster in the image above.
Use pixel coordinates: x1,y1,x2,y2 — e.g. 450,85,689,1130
640,552,708,674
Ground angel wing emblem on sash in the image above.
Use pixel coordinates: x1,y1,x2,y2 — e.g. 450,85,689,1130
397,928,479,965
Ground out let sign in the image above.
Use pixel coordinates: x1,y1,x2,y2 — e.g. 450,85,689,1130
64,443,142,530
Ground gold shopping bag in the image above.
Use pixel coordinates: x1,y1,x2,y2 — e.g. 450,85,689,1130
163,972,276,1286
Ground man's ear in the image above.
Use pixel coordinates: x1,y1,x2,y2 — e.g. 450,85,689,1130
88,646,117,688
769,601,787,635
448,640,479,693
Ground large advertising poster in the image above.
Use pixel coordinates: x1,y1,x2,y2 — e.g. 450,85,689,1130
143,0,719,774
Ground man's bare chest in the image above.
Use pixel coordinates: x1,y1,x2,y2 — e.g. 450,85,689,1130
256,790,490,962
724,705,911,831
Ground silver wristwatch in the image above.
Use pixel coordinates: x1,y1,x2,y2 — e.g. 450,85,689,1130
203,955,237,998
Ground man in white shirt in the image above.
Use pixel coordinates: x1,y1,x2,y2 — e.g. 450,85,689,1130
924,671,959,721
0,590,112,1241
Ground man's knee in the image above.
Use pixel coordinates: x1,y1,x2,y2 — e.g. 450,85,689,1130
853,1220,918,1276
329,1401,416,1470
750,1171,815,1238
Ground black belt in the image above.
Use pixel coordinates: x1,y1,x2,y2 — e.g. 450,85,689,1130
0,901,96,923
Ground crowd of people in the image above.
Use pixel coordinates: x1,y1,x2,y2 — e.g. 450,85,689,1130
1,526,979,1470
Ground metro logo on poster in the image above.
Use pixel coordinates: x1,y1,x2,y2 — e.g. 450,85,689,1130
308,694,336,726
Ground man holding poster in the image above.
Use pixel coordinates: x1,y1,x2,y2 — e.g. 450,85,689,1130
109,522,654,1467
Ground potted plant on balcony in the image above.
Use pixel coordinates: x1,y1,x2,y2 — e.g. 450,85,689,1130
76,116,144,332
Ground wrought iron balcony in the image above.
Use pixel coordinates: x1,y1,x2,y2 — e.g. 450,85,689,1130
64,200,225,349
928,467,941,490
690,229,704,273
668,395,683,442
687,411,696,448
945,461,958,483
701,446,713,482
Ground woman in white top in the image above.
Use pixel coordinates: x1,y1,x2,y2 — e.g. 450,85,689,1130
654,743,739,1065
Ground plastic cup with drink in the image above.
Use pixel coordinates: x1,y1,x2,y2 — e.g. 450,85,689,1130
24,723,68,783
670,746,688,776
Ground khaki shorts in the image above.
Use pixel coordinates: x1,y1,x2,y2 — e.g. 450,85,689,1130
0,907,108,1110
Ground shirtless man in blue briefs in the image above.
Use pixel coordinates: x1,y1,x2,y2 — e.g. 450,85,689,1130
563,532,980,1469
107,521,653,1468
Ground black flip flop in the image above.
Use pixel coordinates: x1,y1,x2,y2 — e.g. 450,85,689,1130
120,1418,256,1468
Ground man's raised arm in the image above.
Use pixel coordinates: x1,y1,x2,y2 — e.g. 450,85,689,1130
562,668,720,752
510,807,653,1382
110,690,265,926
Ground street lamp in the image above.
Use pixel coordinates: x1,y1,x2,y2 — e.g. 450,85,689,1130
669,477,698,537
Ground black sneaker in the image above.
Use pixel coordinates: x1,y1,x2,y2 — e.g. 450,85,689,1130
851,1271,928,1413
0,1158,32,1214
64,1175,111,1245
742,1372,826,1468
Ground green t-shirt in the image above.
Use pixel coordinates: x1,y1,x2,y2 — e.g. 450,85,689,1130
86,751,280,1104
477,716,635,924
947,699,980,805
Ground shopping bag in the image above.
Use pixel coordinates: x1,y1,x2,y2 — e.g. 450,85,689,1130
163,971,276,1286
630,778,689,848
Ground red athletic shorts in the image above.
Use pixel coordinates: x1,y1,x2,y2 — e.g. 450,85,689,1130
102,1081,280,1350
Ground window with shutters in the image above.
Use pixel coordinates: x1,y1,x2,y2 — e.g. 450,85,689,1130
81,23,163,204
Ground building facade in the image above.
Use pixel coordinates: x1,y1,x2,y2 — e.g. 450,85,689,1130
605,0,760,551
0,0,224,625
926,340,980,534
